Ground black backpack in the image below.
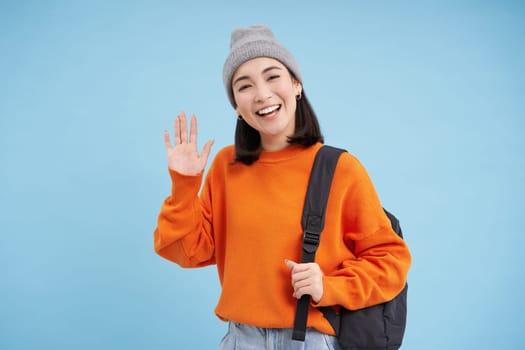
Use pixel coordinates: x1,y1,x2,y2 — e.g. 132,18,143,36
292,145,408,350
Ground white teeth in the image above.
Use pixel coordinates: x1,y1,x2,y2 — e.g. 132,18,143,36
257,105,279,115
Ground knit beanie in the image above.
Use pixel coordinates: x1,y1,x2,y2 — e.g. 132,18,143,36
223,25,302,108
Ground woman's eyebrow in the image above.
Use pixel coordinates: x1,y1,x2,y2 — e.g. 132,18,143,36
233,66,283,86
262,66,282,74
233,75,249,86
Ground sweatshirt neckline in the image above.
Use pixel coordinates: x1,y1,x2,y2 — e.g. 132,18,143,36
257,143,322,164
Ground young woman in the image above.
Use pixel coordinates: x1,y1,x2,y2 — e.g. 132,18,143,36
154,25,411,350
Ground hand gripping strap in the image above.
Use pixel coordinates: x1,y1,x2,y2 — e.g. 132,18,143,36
292,146,345,341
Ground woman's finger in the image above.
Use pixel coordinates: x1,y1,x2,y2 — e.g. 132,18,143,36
163,130,171,151
291,270,311,284
293,285,310,298
294,278,313,290
201,139,215,163
174,115,181,144
190,114,197,144
179,112,188,144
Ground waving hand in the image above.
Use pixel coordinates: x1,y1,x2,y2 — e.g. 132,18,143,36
163,112,214,175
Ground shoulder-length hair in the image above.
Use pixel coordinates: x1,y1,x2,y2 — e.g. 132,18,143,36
234,91,324,165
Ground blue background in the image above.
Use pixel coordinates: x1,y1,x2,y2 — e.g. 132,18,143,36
1,1,523,349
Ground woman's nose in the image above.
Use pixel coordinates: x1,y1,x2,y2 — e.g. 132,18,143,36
255,85,272,102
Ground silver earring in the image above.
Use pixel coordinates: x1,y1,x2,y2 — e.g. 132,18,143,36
296,93,302,100
237,115,243,120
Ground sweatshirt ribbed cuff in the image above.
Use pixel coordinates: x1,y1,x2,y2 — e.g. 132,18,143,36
168,168,203,198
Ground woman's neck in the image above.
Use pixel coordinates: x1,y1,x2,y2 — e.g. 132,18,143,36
260,135,290,151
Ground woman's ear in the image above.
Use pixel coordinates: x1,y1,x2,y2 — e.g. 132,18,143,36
294,80,303,97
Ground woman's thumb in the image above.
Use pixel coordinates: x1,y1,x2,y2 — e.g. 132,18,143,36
285,259,297,270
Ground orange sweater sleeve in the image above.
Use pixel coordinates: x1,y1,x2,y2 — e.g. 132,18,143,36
315,153,411,310
153,168,215,268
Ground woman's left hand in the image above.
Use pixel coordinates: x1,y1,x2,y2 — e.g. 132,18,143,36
285,259,324,303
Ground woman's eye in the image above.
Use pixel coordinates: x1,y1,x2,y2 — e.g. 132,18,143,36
238,84,251,92
268,75,280,81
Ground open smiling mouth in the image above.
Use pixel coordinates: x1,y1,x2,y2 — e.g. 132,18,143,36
256,104,281,117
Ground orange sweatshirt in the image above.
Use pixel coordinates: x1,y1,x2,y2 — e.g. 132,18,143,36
154,142,411,335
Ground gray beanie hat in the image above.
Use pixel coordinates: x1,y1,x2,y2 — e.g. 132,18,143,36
223,25,302,108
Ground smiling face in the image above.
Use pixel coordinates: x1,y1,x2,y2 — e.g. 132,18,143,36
232,57,302,151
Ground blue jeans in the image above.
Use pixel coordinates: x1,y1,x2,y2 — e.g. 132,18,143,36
219,322,341,350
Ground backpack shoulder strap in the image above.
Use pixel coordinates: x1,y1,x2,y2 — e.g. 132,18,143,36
292,145,345,341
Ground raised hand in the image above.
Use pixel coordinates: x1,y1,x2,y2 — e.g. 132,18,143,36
163,112,214,176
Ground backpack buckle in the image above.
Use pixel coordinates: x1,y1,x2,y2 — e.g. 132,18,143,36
303,230,320,254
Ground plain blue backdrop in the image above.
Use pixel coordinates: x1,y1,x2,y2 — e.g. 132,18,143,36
1,1,524,349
